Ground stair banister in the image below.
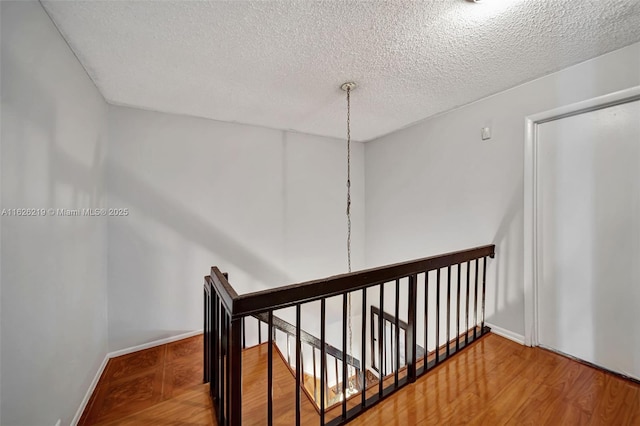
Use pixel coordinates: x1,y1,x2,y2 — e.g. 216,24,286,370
204,244,495,425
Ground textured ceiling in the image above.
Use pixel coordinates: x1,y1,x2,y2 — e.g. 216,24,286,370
42,0,640,141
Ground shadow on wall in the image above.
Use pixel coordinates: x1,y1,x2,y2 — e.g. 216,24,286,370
107,138,351,351
2,51,106,208
107,159,295,290
45,140,298,350
18,133,295,297
489,176,524,331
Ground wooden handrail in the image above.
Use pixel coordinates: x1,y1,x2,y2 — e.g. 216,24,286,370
216,245,494,318
208,268,237,313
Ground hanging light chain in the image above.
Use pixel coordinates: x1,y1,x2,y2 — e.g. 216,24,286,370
346,86,352,274
345,84,354,391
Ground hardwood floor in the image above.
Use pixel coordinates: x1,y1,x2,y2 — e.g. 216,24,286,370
349,335,640,426
80,333,640,425
79,335,207,425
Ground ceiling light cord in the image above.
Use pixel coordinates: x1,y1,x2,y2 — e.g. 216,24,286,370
345,84,354,392
346,85,352,275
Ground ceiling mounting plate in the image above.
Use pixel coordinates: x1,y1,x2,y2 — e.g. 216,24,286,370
340,82,357,92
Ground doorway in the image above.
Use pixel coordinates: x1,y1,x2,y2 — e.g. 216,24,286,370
524,87,640,380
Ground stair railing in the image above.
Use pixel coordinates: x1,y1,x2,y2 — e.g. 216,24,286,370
204,244,495,425
250,312,361,409
370,306,426,377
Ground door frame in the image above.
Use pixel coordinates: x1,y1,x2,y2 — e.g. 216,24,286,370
523,85,640,347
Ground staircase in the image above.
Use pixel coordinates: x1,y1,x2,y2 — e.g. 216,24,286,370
250,312,362,410
205,245,495,425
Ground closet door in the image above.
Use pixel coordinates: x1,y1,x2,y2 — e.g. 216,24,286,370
537,99,640,380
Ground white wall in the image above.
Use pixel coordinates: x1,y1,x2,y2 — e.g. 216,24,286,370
1,2,108,425
107,106,365,351
365,42,640,337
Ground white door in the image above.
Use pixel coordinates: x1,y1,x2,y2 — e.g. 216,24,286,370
537,99,640,380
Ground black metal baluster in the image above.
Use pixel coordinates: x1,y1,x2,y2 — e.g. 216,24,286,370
208,288,211,384
268,311,273,426
334,358,339,398
229,316,242,425
208,291,211,383
378,283,384,398
210,293,216,396
446,266,451,358
407,274,417,382
474,258,479,340
313,347,317,403
214,295,220,400
209,292,213,386
287,334,291,365
394,279,400,388
424,271,429,373
404,328,408,371
342,293,348,420
207,292,211,385
320,299,326,425
242,317,246,349
258,318,262,344
225,313,231,424
456,263,461,352
296,304,301,426
465,261,471,346
389,323,392,375
218,305,227,425
482,256,487,333
370,309,376,372
361,288,367,407
383,321,387,377
325,354,329,412
435,269,440,366
203,286,208,383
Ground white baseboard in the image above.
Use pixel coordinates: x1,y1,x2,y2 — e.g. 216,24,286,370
71,329,203,426
486,322,525,345
71,354,109,426
108,329,203,358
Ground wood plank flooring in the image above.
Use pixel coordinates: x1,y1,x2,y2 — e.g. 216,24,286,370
79,335,206,425
349,334,640,426
80,333,640,425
